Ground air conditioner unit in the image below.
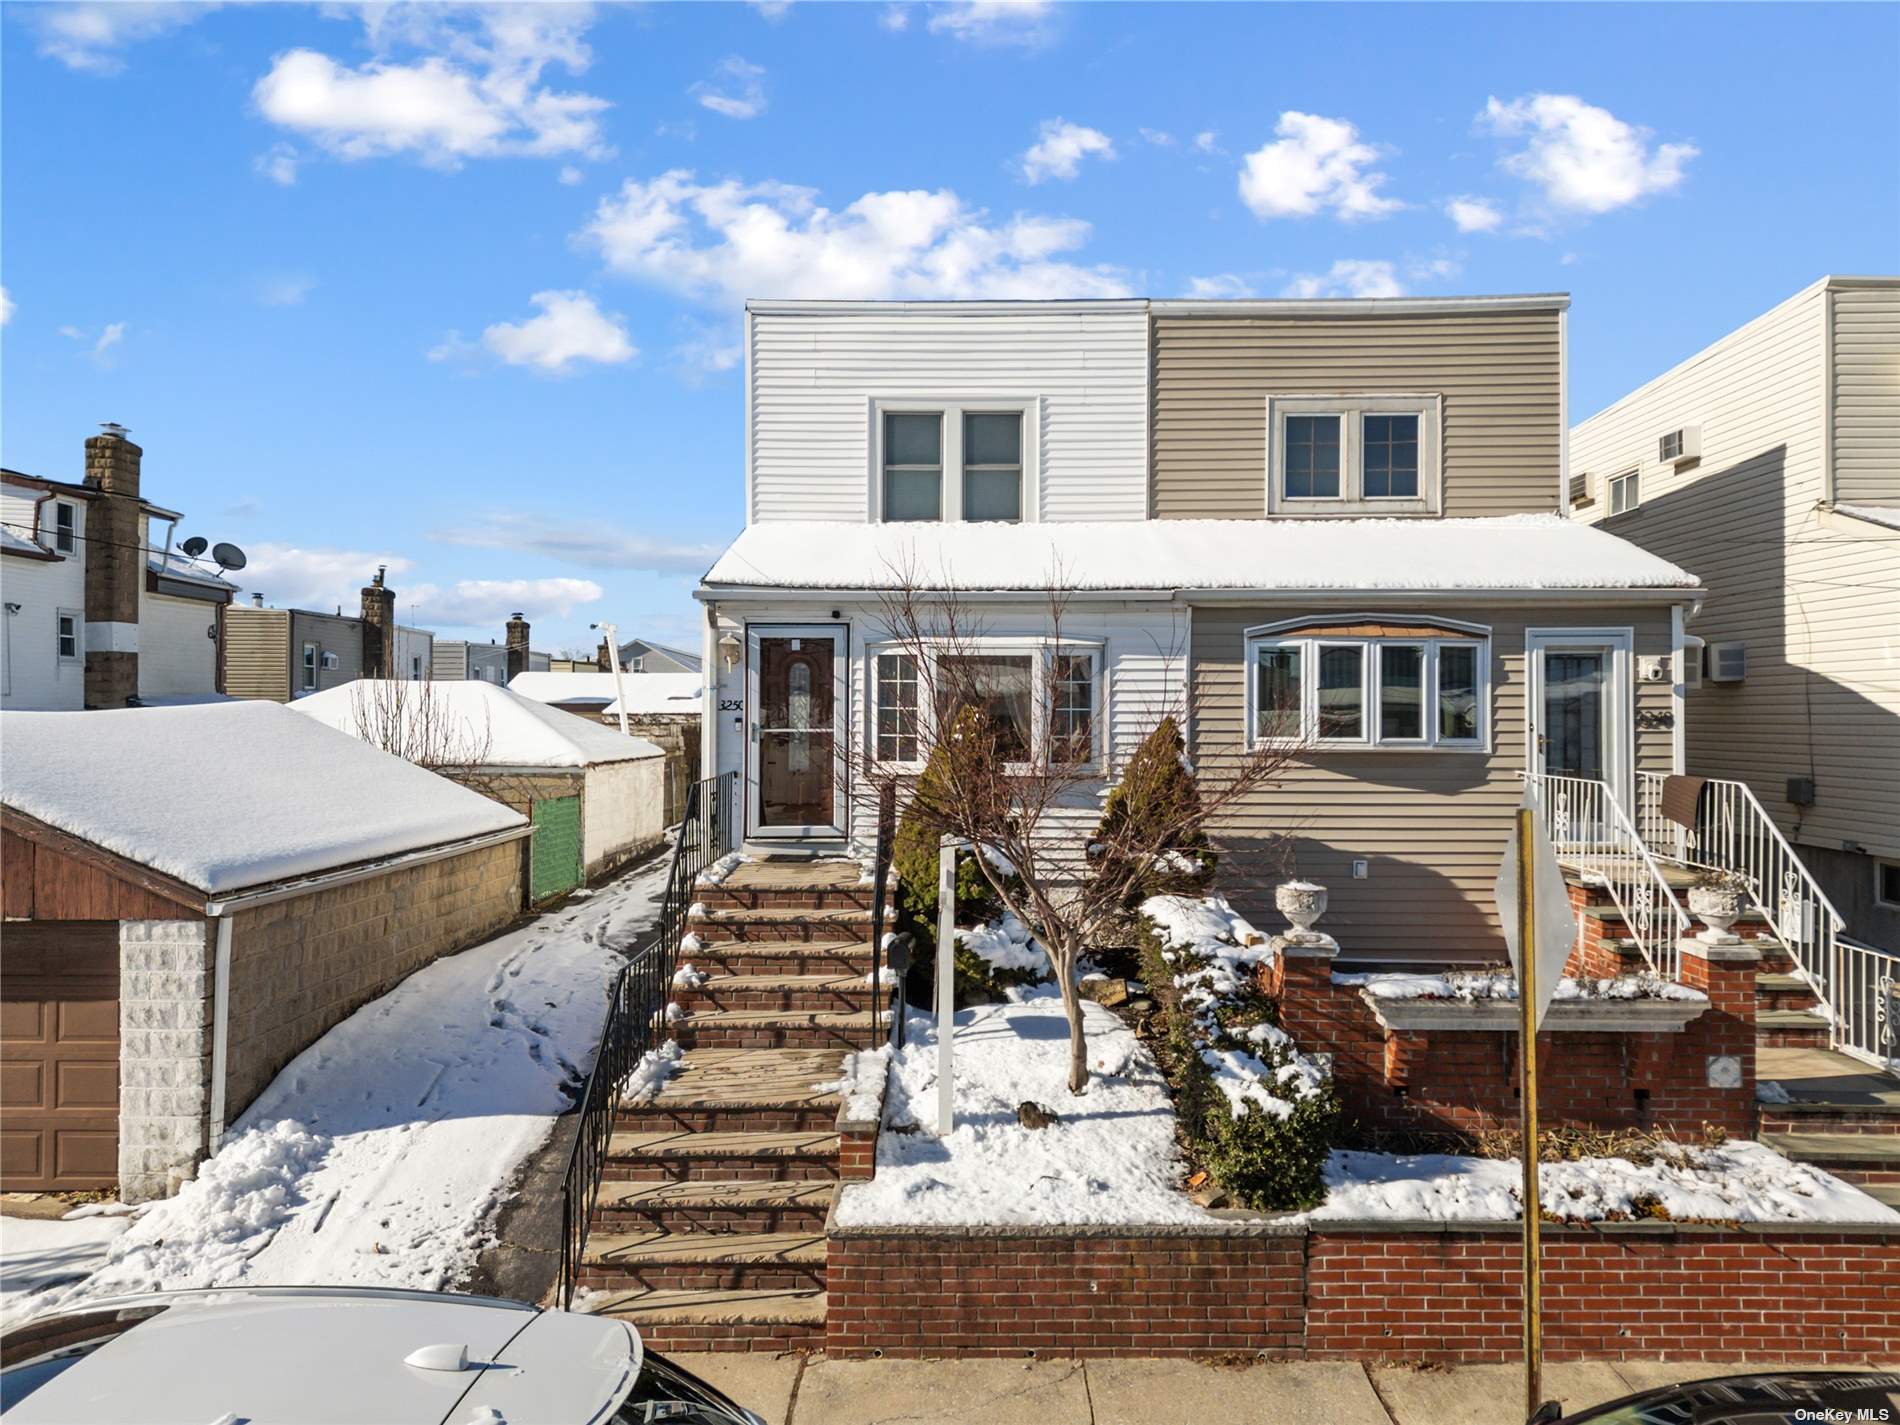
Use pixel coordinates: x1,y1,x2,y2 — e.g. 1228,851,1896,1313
1680,637,1705,691
1658,424,1702,466
1705,640,1745,683
320,651,341,670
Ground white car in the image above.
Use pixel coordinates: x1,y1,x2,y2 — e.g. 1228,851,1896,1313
0,1286,765,1425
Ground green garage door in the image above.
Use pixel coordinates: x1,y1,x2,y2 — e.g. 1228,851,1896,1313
530,795,583,902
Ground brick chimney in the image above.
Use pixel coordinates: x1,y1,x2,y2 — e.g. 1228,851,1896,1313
595,636,614,672
82,424,142,708
505,612,531,681
359,565,396,678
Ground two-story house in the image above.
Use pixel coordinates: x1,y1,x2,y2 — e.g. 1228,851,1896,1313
2,426,236,710
696,295,1707,974
1571,276,1900,954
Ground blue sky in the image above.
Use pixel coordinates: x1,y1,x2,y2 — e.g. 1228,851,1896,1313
4,1,1895,653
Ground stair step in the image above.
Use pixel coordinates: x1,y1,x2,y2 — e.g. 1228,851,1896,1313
606,1128,841,1182
591,1179,836,1233
1760,1131,1900,1167
1756,973,1811,992
676,1007,885,1049
586,1230,827,1267
689,907,876,942
1758,1010,1831,1030
677,973,883,1011
1861,1182,1900,1210
683,941,879,973
619,1047,847,1132
609,1129,842,1159
577,1287,828,1350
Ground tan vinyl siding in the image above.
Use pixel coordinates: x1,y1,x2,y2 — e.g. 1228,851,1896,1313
1190,602,1674,964
1831,283,1900,505
1152,308,1563,519
221,607,289,701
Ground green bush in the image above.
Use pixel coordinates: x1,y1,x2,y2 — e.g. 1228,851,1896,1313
1136,916,1339,1212
1093,716,1217,911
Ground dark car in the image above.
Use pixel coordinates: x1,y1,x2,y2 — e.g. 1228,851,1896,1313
1551,1369,1900,1424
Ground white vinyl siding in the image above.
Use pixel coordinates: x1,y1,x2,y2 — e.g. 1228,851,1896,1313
747,303,1150,523
1830,283,1900,505
138,592,220,699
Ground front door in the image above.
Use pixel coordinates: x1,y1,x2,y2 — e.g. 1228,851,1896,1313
1527,628,1633,834
747,625,847,838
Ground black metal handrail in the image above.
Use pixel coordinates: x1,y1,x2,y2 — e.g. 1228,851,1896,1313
556,770,735,1309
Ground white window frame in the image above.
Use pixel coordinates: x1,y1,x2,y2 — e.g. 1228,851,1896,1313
866,635,1105,774
1525,626,1635,811
1607,469,1640,515
52,501,76,554
302,641,319,691
869,397,1041,524
56,608,82,663
1244,615,1490,752
1265,394,1443,517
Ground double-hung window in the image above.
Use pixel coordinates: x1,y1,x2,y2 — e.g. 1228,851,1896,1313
876,400,1036,523
1608,470,1640,515
871,640,1101,770
56,610,80,662
1247,620,1487,750
1267,395,1441,516
302,642,318,691
52,502,76,554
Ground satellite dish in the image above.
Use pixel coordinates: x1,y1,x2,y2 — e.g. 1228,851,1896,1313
180,536,209,558
212,542,248,573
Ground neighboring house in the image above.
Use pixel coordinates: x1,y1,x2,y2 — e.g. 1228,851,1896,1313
530,649,553,672
433,639,510,684
0,701,527,1200
2,427,236,710
1571,276,1900,950
223,567,423,701
291,680,669,899
509,670,703,822
615,636,702,673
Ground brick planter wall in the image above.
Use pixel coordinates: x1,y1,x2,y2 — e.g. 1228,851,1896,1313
826,1219,1900,1364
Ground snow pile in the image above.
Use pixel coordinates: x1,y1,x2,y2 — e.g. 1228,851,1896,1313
957,913,1052,978
703,514,1700,594
23,855,670,1320
1335,970,1707,1003
1306,1141,1900,1226
672,963,707,989
622,1039,684,1104
290,680,663,768
833,991,1212,1227
697,851,750,885
0,703,525,895
1141,895,1328,1124
821,1044,893,1125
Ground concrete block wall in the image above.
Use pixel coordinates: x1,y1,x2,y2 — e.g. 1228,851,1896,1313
220,839,522,1123
118,919,212,1203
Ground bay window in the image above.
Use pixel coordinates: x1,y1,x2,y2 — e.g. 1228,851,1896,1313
1247,620,1487,749
871,640,1101,769
874,399,1037,523
937,654,1035,762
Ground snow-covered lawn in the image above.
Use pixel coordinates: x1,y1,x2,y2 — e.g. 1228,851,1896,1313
1305,1142,1900,1226
833,989,1215,1228
7,853,670,1327
0,1209,133,1327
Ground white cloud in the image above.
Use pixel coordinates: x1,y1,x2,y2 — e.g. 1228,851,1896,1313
655,118,699,142
1481,93,1697,215
427,330,484,367
750,0,794,17
252,6,611,171
479,291,635,373
672,324,744,378
407,576,604,629
27,1,218,75
1183,274,1257,300
558,164,584,185
255,273,316,307
879,4,910,30
926,0,1054,46
93,322,126,356
1191,130,1221,155
432,513,721,576
0,287,13,326
1445,196,1504,233
237,545,415,614
583,169,1133,303
1139,128,1174,148
692,56,767,120
254,142,300,186
1280,260,1405,300
1019,118,1115,184
1239,112,1402,222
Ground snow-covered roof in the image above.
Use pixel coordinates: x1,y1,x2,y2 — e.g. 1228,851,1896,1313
1,525,50,556
1836,503,1900,532
702,514,1700,594
0,703,525,896
147,550,238,591
507,671,702,717
290,679,665,768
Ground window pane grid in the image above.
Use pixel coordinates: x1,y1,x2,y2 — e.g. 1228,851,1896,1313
1362,414,1420,499
962,411,1023,522
1050,653,1094,763
1284,415,1342,499
883,412,943,522
875,653,920,763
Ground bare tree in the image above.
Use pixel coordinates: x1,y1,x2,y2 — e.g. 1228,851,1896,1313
349,677,494,772
852,561,1305,1095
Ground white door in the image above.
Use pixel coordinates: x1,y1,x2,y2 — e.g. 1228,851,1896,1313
1526,629,1634,839
746,624,849,839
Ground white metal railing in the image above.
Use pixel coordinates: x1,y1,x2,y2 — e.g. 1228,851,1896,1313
1525,772,1692,981
1633,771,1896,1069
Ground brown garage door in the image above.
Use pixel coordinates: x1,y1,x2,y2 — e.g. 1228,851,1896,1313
1,923,120,1191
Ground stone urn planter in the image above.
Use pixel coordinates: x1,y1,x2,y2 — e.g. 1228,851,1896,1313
1688,882,1744,939
1276,880,1329,939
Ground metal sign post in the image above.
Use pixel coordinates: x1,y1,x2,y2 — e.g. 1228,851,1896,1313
935,837,961,1136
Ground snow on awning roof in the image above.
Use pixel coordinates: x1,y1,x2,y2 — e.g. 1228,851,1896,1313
0,702,526,896
702,514,1700,595
290,680,666,768
148,551,238,591
508,671,703,717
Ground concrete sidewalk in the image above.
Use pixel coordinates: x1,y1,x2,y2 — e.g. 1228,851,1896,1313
670,1353,1860,1424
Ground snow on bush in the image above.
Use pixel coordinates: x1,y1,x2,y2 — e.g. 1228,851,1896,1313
1305,1141,1900,1226
1139,895,1338,1210
956,913,1052,979
833,992,1210,1227
622,1040,683,1104
1334,969,1707,1003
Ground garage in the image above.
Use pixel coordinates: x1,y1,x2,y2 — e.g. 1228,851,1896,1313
0,923,121,1192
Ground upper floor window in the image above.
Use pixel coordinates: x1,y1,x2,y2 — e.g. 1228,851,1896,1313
302,642,318,691
53,502,76,553
1266,395,1442,517
1608,469,1640,515
875,400,1036,523
1245,617,1488,751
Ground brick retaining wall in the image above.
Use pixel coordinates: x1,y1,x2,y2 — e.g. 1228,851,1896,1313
826,1220,1900,1364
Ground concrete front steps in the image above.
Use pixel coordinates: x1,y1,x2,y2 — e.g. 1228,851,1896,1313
578,858,893,1351
1757,1044,1900,1207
